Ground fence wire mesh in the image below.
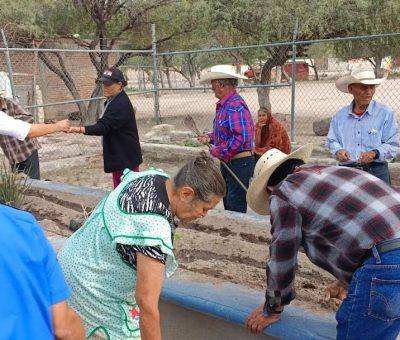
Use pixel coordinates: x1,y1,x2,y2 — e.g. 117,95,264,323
0,32,399,182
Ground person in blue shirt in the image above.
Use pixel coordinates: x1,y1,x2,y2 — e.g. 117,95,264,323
327,66,399,184
0,203,85,340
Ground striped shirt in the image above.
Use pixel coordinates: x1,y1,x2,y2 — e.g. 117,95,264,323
0,97,40,163
327,100,399,163
264,166,400,313
208,89,254,163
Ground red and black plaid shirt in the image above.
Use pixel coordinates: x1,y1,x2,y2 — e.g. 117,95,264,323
264,166,400,313
0,97,40,163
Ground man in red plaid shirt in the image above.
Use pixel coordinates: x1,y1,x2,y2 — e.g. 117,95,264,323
246,144,400,339
0,94,70,179
198,65,254,213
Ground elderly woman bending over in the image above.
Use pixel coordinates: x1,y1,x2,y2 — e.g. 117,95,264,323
58,154,225,340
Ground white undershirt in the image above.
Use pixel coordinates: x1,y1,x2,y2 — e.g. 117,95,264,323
0,110,31,140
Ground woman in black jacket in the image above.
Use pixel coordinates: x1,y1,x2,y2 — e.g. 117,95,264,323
70,68,142,188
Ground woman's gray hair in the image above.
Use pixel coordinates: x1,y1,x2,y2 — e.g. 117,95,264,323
217,78,238,87
174,152,226,202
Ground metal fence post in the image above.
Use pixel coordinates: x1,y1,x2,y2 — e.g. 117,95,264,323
1,29,17,101
290,19,299,143
151,24,161,124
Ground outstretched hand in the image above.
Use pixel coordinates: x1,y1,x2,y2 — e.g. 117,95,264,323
245,305,281,334
325,280,348,301
55,119,71,132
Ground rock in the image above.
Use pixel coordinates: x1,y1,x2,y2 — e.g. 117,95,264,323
273,112,291,132
313,118,332,136
69,218,84,232
143,123,197,145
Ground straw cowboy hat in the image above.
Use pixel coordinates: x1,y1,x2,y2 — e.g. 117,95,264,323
199,64,248,84
335,66,385,93
247,144,313,215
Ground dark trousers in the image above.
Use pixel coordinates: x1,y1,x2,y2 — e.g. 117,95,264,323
14,149,40,180
369,162,391,184
221,156,255,213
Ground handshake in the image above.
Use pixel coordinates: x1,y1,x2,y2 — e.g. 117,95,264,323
52,120,85,134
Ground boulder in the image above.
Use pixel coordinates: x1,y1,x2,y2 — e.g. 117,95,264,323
313,118,332,136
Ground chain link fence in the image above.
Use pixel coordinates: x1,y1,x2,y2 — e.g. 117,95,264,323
0,29,399,180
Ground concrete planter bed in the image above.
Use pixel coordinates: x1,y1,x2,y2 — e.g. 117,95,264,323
26,177,337,340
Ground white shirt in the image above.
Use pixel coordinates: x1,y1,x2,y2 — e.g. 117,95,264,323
0,110,31,140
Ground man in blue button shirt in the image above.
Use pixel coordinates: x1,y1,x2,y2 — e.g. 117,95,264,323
327,67,399,184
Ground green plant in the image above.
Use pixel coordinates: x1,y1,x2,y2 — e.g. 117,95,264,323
0,162,30,208
182,138,201,147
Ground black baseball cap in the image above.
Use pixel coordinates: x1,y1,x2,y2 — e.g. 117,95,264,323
100,68,127,86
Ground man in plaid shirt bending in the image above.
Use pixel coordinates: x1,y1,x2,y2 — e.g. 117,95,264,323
246,144,400,339
198,65,254,213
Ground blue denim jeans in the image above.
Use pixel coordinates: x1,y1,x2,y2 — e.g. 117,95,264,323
221,156,255,213
336,243,400,340
369,162,391,184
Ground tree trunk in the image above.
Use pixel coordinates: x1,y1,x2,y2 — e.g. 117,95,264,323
275,65,282,84
257,47,290,111
84,83,103,124
159,65,165,89
309,59,319,81
374,57,383,77
165,68,172,88
38,51,88,118
186,54,196,87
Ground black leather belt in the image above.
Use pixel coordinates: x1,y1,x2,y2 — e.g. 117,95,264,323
340,162,370,172
363,237,400,261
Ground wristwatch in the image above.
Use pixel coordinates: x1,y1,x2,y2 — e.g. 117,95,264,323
372,149,380,160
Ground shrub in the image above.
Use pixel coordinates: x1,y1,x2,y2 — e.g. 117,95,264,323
0,162,30,208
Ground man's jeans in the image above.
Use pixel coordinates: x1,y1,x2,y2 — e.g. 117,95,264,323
336,244,400,339
369,162,391,184
221,156,255,213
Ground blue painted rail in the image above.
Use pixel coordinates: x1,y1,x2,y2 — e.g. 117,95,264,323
161,276,336,340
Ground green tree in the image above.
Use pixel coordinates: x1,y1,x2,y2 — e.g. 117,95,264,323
1,0,187,123
192,0,400,109
331,0,400,76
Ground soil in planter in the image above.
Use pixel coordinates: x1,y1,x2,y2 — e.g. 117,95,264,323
22,186,340,315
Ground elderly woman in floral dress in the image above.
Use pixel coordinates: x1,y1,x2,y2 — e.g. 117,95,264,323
58,154,225,340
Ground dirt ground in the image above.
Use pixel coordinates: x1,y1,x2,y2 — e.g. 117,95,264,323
22,154,340,315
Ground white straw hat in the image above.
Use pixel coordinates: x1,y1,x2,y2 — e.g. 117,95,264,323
247,144,313,215
199,64,248,84
335,66,385,93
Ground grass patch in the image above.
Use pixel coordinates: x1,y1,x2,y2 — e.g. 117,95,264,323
182,138,201,147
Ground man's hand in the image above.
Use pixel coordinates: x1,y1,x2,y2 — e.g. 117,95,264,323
358,151,376,164
245,305,281,334
197,134,210,145
336,149,350,162
325,280,348,301
55,119,71,132
68,127,84,134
